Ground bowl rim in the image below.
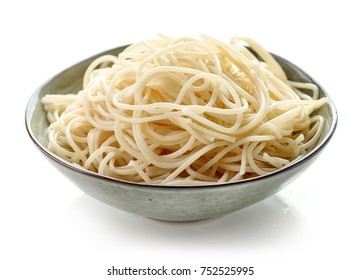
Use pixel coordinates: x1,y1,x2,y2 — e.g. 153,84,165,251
25,46,338,189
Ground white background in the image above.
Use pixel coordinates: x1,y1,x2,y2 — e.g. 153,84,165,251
1,0,358,279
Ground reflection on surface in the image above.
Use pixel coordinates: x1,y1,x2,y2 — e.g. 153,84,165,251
68,190,303,251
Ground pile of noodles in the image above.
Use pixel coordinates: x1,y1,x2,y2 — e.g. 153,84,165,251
42,35,327,185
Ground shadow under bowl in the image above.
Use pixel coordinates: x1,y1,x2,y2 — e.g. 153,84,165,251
25,46,338,221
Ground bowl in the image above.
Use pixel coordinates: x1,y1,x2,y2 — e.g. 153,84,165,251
25,45,338,221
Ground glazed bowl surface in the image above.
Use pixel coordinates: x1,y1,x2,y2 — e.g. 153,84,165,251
25,46,338,221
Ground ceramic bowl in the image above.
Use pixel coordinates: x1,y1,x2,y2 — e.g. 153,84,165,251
25,46,338,221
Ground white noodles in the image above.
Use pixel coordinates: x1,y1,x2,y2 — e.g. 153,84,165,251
42,35,327,185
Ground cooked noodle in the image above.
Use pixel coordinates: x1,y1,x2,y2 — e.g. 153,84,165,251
42,35,327,185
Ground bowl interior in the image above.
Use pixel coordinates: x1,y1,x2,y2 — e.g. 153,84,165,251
26,46,338,186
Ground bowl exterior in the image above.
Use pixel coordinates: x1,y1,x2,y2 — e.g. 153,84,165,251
25,45,337,221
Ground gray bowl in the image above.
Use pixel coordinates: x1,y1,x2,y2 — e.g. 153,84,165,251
25,46,338,221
